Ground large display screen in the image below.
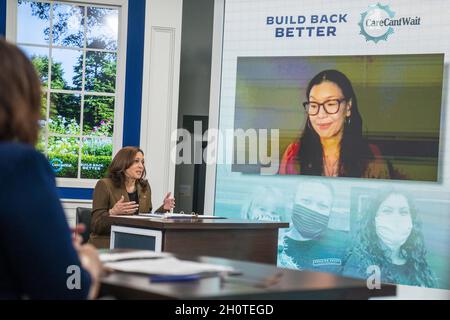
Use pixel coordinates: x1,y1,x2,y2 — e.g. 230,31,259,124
212,0,450,289
233,54,443,182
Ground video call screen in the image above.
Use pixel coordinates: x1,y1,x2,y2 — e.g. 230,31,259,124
232,54,443,182
212,0,450,289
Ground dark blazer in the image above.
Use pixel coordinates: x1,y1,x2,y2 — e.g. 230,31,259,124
89,178,166,248
0,142,91,299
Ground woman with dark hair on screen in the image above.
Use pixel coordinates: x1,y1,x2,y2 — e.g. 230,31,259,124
89,146,175,248
279,69,390,178
342,189,436,287
0,38,102,299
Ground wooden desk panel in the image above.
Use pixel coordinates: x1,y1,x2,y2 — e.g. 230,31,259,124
163,228,278,264
106,217,288,264
105,216,288,230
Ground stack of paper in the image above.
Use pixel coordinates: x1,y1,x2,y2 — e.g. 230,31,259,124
100,250,171,263
137,213,191,219
115,215,153,219
138,213,226,219
104,256,234,276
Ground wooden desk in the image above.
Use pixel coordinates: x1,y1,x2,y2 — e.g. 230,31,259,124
106,216,288,264
100,254,397,300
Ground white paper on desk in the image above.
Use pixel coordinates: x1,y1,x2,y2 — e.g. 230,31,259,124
115,215,151,219
100,250,171,263
138,213,226,219
193,215,226,219
139,213,196,219
104,257,234,275
138,213,169,218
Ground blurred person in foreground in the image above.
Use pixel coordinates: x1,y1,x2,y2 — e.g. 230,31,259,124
0,38,102,299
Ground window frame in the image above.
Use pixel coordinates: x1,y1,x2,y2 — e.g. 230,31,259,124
5,0,128,188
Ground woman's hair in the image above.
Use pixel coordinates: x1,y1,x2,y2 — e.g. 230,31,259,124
297,69,371,177
241,186,286,221
346,188,436,287
107,146,148,191
0,38,42,145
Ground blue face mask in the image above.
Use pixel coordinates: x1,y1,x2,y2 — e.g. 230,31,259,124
292,204,330,240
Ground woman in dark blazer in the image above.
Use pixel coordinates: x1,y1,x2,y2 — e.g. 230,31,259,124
0,38,102,299
89,146,175,248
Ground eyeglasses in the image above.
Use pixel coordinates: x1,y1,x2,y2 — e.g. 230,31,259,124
302,98,346,116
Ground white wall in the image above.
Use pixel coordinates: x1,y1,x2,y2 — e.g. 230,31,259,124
61,199,92,228
377,285,450,300
140,0,183,208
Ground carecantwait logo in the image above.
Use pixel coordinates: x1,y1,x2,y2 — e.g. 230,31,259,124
50,158,72,172
359,3,421,43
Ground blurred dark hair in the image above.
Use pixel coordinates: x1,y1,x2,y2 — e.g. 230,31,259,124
297,69,371,177
240,186,286,221
347,188,436,287
0,38,42,145
107,146,148,191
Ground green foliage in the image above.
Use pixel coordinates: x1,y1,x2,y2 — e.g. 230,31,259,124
93,118,114,137
81,155,111,179
49,62,67,90
80,135,113,179
31,55,82,124
78,52,116,93
30,55,49,86
40,94,47,119
30,55,67,89
46,118,113,179
49,94,81,132
48,115,80,136
84,97,114,136
23,1,118,179
36,132,46,153
82,137,113,156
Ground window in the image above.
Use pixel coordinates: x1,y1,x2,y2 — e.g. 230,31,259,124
9,0,125,185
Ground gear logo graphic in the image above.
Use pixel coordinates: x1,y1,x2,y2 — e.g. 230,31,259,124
359,3,395,43
50,158,63,173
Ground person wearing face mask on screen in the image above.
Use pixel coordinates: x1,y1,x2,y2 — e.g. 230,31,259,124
241,186,289,255
342,189,436,287
279,179,349,273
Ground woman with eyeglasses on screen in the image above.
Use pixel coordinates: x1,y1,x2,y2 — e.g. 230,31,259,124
0,38,102,299
279,69,390,179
